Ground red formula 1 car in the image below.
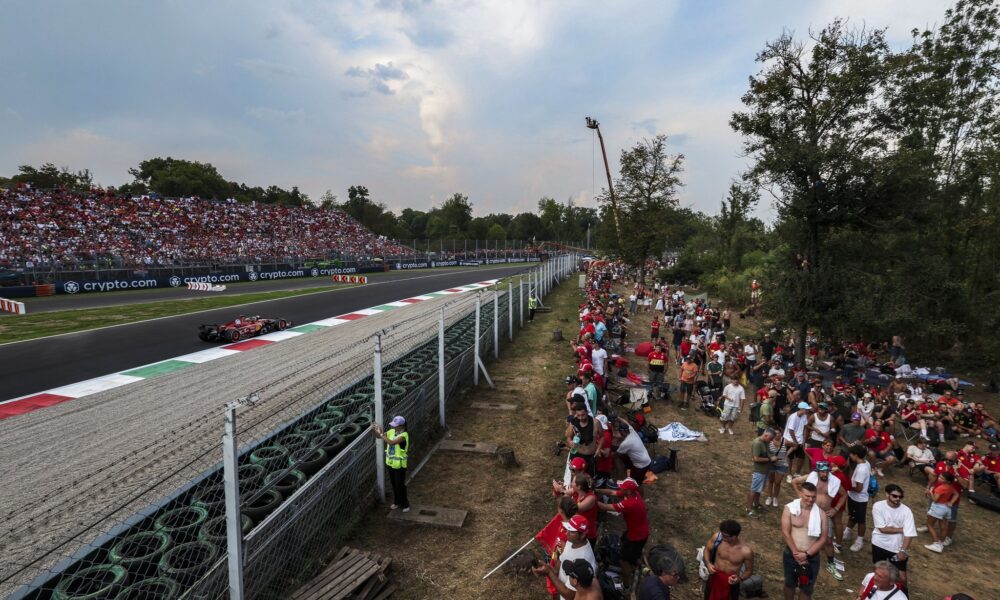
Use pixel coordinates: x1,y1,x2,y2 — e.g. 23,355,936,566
199,315,293,342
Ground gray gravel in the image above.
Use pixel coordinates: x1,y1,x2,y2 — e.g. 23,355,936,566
0,290,485,596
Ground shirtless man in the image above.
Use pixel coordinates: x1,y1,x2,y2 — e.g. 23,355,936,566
702,520,754,600
781,482,828,600
791,462,844,581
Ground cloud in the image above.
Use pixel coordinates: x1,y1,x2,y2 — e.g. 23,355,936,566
631,118,659,135
345,61,409,95
238,58,297,78
245,107,304,122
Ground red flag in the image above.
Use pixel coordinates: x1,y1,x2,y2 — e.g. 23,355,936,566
534,514,566,557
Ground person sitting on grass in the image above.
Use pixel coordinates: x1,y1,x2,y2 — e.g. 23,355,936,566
864,419,897,477
903,438,936,484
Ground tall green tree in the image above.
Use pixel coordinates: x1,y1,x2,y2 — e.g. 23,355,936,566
731,21,891,364
597,134,685,283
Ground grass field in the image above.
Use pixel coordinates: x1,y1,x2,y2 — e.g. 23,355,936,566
0,285,339,344
344,277,996,600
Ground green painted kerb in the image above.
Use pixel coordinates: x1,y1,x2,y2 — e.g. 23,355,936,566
121,359,195,379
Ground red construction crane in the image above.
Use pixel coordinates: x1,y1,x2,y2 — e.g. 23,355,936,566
585,117,623,247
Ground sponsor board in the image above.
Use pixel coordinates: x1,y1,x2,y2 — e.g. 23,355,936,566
395,262,430,270
458,260,482,266
431,260,458,267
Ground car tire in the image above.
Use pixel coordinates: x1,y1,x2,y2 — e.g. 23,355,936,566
278,319,289,330
113,576,181,600
241,489,283,522
225,329,241,343
52,564,128,600
109,530,172,567
158,540,219,580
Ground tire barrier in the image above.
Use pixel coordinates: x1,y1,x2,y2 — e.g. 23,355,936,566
158,541,218,581
249,445,290,472
153,506,209,538
109,531,172,568
330,274,368,284
263,469,306,497
32,282,537,600
113,577,181,600
241,489,284,522
185,282,225,292
52,564,129,600
288,447,328,476
198,514,253,547
274,433,310,455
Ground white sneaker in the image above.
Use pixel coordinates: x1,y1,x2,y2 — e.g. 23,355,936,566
843,527,853,541
402,507,411,513
833,542,841,555
924,541,944,553
719,427,726,434
849,538,864,552
943,537,953,547
727,428,735,435
765,497,773,506
875,468,885,477
390,504,399,510
786,475,793,484
916,526,928,533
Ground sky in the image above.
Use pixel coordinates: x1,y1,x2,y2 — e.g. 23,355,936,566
0,0,950,222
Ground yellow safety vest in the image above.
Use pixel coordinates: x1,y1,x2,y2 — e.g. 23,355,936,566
385,428,409,469
528,296,538,309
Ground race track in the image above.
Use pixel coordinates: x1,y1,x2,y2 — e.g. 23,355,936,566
0,264,529,401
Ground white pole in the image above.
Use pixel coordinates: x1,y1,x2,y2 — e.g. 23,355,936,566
508,279,514,341
222,404,245,600
519,276,525,328
474,294,481,386
493,288,499,359
482,536,537,580
438,306,446,428
374,334,385,502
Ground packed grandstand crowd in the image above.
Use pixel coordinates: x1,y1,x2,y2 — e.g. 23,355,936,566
0,188,411,269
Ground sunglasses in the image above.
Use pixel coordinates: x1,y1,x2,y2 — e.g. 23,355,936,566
888,494,903,500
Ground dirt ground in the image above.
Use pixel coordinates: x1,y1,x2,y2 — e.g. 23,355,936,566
348,280,999,600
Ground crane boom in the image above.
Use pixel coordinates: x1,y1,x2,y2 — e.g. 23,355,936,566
585,117,623,247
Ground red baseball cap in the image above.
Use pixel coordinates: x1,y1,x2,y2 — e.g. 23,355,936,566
562,514,590,535
617,477,640,491
570,457,587,471
829,455,847,469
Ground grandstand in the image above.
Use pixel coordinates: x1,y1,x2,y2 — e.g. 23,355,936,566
0,188,409,271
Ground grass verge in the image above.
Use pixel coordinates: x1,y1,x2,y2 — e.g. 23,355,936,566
0,286,339,344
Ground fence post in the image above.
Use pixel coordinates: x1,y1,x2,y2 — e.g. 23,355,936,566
222,402,245,600
519,276,525,328
474,294,481,386
508,279,513,341
438,306,446,428
374,333,385,503
493,288,499,359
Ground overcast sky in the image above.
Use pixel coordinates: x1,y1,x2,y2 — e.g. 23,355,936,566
0,0,949,220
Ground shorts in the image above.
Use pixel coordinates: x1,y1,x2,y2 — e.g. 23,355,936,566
782,548,819,595
928,502,951,520
720,406,740,422
847,498,867,525
621,536,648,565
649,370,665,386
871,544,908,572
751,471,768,492
771,463,789,474
787,446,805,460
680,381,694,394
873,449,893,461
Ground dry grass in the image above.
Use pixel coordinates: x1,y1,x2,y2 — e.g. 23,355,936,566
346,283,999,600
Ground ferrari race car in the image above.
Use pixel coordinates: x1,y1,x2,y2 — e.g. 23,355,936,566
198,315,293,342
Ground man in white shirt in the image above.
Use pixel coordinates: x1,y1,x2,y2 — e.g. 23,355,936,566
845,445,872,553
868,484,917,591
856,560,909,600
590,342,608,380
616,421,652,483
720,381,746,435
783,402,811,479
555,515,597,592
903,439,936,484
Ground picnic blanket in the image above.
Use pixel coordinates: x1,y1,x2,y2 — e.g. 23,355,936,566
657,422,707,442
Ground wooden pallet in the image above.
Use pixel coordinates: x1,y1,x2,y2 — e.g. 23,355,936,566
291,547,393,600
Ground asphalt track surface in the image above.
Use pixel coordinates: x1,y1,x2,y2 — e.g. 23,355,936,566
0,264,530,401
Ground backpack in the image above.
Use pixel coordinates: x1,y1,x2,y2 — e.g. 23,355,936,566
868,473,879,497
597,532,622,568
597,568,626,600
697,533,724,581
748,401,762,423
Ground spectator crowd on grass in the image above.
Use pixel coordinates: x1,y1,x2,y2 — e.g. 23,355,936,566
525,259,994,600
0,188,410,269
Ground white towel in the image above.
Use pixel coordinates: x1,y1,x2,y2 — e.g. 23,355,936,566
786,499,823,537
805,471,841,498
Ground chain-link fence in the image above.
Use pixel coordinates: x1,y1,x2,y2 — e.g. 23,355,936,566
3,256,576,600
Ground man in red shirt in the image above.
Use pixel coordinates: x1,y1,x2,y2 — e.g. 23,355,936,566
971,443,999,494
650,315,661,341
863,419,897,476
916,400,947,443
597,478,648,593
930,451,970,547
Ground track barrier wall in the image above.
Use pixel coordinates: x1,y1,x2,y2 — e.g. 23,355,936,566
4,255,577,600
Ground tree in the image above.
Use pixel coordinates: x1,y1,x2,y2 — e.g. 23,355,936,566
597,134,685,284
128,157,231,199
11,163,93,191
319,190,337,209
438,193,474,235
717,182,760,271
486,223,507,241
731,21,891,365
